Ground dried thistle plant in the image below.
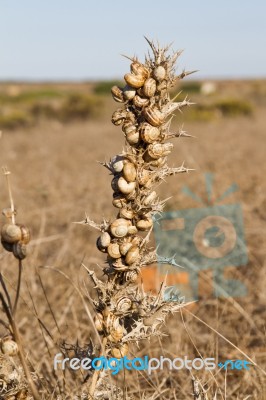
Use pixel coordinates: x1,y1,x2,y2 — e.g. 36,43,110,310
81,38,195,398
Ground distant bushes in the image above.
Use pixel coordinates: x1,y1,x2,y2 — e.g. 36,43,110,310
93,80,123,95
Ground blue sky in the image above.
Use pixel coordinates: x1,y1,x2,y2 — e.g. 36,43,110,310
0,0,265,80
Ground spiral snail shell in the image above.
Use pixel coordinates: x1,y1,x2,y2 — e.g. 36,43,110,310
143,106,165,127
143,77,157,98
111,343,129,358
17,224,30,245
112,155,125,173
133,95,149,108
122,121,136,136
107,243,122,259
0,336,18,356
123,269,139,283
112,194,127,209
123,85,136,100
147,143,173,159
124,73,145,89
117,177,136,194
111,109,128,125
130,61,149,79
1,224,22,244
123,163,137,182
127,225,138,235
97,232,111,248
12,242,27,260
1,239,13,252
112,258,129,271
119,241,132,256
140,123,160,144
136,217,153,231
125,245,140,265
111,86,124,103
119,208,134,220
94,313,104,332
125,130,139,145
111,176,120,192
143,191,157,205
116,296,132,312
153,65,166,82
110,219,128,238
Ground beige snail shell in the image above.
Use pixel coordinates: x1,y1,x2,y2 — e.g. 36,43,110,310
1,224,22,244
149,156,167,168
140,123,160,144
119,242,132,256
125,130,139,145
153,65,166,82
111,85,124,103
124,73,145,89
143,106,164,127
0,336,18,356
110,218,128,238
125,245,140,265
17,224,30,245
123,269,139,283
147,143,173,159
136,217,153,231
119,208,134,220
12,242,27,260
111,343,129,358
112,155,125,173
98,232,111,248
108,243,122,259
105,313,118,330
127,225,138,235
116,296,132,312
143,191,157,206
143,77,157,97
111,109,128,125
112,195,127,209
117,177,136,194
131,236,141,246
130,61,149,78
94,313,104,332
133,95,149,108
122,121,136,136
123,163,137,182
123,85,136,100
108,324,124,343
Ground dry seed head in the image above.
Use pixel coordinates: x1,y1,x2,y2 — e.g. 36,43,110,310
94,313,104,332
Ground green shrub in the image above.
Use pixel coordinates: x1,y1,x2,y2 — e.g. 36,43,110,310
59,93,102,121
0,111,32,129
215,98,253,116
93,80,123,95
179,81,201,93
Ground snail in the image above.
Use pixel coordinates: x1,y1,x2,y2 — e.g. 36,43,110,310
143,77,157,97
116,296,132,313
125,245,140,265
111,343,129,358
111,176,120,192
111,86,124,103
97,232,111,249
140,123,160,144
108,324,124,343
110,219,128,238
130,61,149,79
133,95,149,108
153,65,166,82
94,313,104,332
12,242,27,260
143,191,157,206
122,121,137,136
112,194,127,209
127,225,138,235
111,155,125,173
107,243,121,259
1,224,21,244
137,168,150,185
119,208,134,220
119,241,132,256
1,239,13,252
112,258,129,271
124,73,145,89
0,336,18,356
117,177,136,195
111,109,128,126
136,217,153,231
147,143,173,159
17,224,31,245
125,130,139,145
123,163,137,183
123,85,136,101
123,269,139,283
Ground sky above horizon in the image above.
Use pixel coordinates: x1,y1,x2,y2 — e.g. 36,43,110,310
0,1,265,81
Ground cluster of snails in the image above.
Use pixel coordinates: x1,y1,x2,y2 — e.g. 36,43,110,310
1,221,30,260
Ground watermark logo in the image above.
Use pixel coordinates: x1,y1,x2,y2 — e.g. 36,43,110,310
153,173,248,299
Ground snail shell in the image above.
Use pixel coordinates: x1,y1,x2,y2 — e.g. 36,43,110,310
111,176,120,192
111,86,124,103
116,296,132,312
127,225,138,235
125,190,137,201
125,245,140,265
149,156,167,168
123,269,138,283
122,121,136,136
1,224,22,244
143,77,157,97
108,324,124,343
112,194,127,209
123,85,136,100
138,168,150,185
112,155,125,173
125,130,139,145
124,73,145,89
111,109,128,125
119,208,134,220
98,232,111,248
112,258,129,271
1,239,13,252
123,163,137,182
107,243,121,259
143,106,164,127
105,313,118,330
0,336,18,356
140,123,160,143
110,219,128,238
132,236,141,246
143,191,157,205
153,65,166,82
111,343,129,358
133,95,149,108
130,61,149,78
94,313,104,332
13,242,27,260
119,242,132,256
117,177,136,195
136,217,153,231
147,143,173,159
18,224,30,245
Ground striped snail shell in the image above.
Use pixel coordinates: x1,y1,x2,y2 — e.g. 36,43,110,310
108,324,124,343
119,208,134,220
111,343,129,358
127,225,138,235
94,313,104,332
123,269,139,283
110,218,128,238
143,106,164,127
130,61,149,78
124,73,145,89
18,224,30,245
107,243,121,259
140,123,160,143
123,85,136,100
117,177,136,194
125,245,140,265
116,296,132,312
122,121,136,136
153,65,166,82
123,163,137,182
1,224,22,244
119,241,132,256
125,130,139,145
143,77,157,97
0,336,18,356
147,143,173,159
143,191,157,205
12,242,27,260
133,95,149,108
112,194,127,209
136,217,153,231
111,86,124,103
111,109,128,125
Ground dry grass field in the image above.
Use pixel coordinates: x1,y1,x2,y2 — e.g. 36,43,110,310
0,80,266,399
